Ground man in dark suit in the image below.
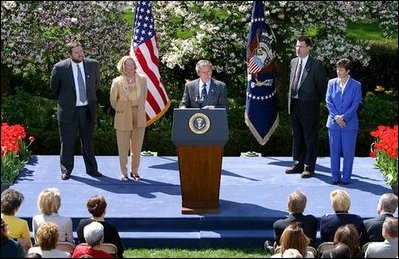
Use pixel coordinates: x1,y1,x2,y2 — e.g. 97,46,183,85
50,41,102,180
364,193,398,242
272,191,318,248
286,36,328,178
179,60,228,109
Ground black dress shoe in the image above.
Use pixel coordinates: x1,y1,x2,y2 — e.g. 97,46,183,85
301,170,314,178
285,165,303,174
87,171,103,177
341,181,350,185
61,173,71,180
332,180,340,185
130,172,141,181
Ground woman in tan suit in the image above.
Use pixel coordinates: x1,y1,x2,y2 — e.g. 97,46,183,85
110,56,147,181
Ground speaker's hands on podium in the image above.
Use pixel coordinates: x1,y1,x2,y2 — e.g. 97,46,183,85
202,105,215,109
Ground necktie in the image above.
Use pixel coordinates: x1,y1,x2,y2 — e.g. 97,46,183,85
291,59,302,98
201,83,207,99
77,64,87,103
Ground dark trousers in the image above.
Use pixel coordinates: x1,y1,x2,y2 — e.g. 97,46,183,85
290,99,320,171
59,106,98,175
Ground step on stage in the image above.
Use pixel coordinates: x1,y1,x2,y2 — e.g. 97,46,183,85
13,155,396,248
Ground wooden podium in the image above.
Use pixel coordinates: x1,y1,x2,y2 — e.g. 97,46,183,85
172,108,229,214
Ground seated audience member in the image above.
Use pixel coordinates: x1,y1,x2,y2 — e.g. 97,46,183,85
76,195,124,258
321,224,363,258
1,218,25,258
282,248,303,258
320,242,350,258
72,222,114,258
365,217,398,258
1,188,32,251
272,191,318,248
32,188,74,244
364,193,398,242
271,222,314,258
28,222,70,258
320,189,369,245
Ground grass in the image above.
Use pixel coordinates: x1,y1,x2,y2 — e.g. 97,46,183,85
123,248,271,258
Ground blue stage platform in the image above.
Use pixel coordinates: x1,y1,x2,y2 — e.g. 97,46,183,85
11,155,397,249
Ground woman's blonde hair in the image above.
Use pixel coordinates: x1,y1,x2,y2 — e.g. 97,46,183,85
37,187,61,215
330,189,351,212
116,55,136,75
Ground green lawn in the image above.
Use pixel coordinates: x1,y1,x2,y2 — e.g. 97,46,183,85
346,20,397,41
123,248,271,258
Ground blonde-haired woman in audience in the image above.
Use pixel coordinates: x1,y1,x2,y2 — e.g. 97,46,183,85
271,222,314,258
320,189,369,246
28,222,71,258
32,188,74,244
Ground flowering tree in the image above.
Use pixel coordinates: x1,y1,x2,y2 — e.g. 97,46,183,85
1,1,130,83
1,1,397,94
150,1,397,73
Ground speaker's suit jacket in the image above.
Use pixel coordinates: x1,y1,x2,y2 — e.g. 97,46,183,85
364,238,398,258
364,214,395,242
180,78,228,109
50,58,100,123
320,212,369,246
273,212,318,247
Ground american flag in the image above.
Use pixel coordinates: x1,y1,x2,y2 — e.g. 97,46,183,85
244,1,279,145
130,1,171,126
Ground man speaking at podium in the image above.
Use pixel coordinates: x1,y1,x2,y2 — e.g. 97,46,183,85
179,60,228,109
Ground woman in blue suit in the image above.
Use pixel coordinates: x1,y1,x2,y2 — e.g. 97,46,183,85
326,58,362,185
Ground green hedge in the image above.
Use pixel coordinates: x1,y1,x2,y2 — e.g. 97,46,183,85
1,88,397,157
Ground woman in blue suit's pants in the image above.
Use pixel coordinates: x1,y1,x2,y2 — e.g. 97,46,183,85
326,58,362,185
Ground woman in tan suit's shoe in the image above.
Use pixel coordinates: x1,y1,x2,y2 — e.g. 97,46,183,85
110,56,147,181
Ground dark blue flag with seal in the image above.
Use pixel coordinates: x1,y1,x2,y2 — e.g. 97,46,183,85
245,1,279,145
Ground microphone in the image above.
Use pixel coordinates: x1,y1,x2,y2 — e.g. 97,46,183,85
195,95,204,108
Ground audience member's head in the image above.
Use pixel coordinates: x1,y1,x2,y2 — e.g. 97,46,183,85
37,187,61,215
287,191,307,213
329,242,350,258
86,195,107,218
1,218,9,243
333,224,361,258
1,188,24,215
279,222,310,257
83,221,104,247
382,217,398,239
377,193,398,215
26,252,42,258
282,248,303,258
330,189,350,212
36,222,59,251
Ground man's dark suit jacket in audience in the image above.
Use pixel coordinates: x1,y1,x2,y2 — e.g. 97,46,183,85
320,213,369,246
364,213,395,242
273,212,318,247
